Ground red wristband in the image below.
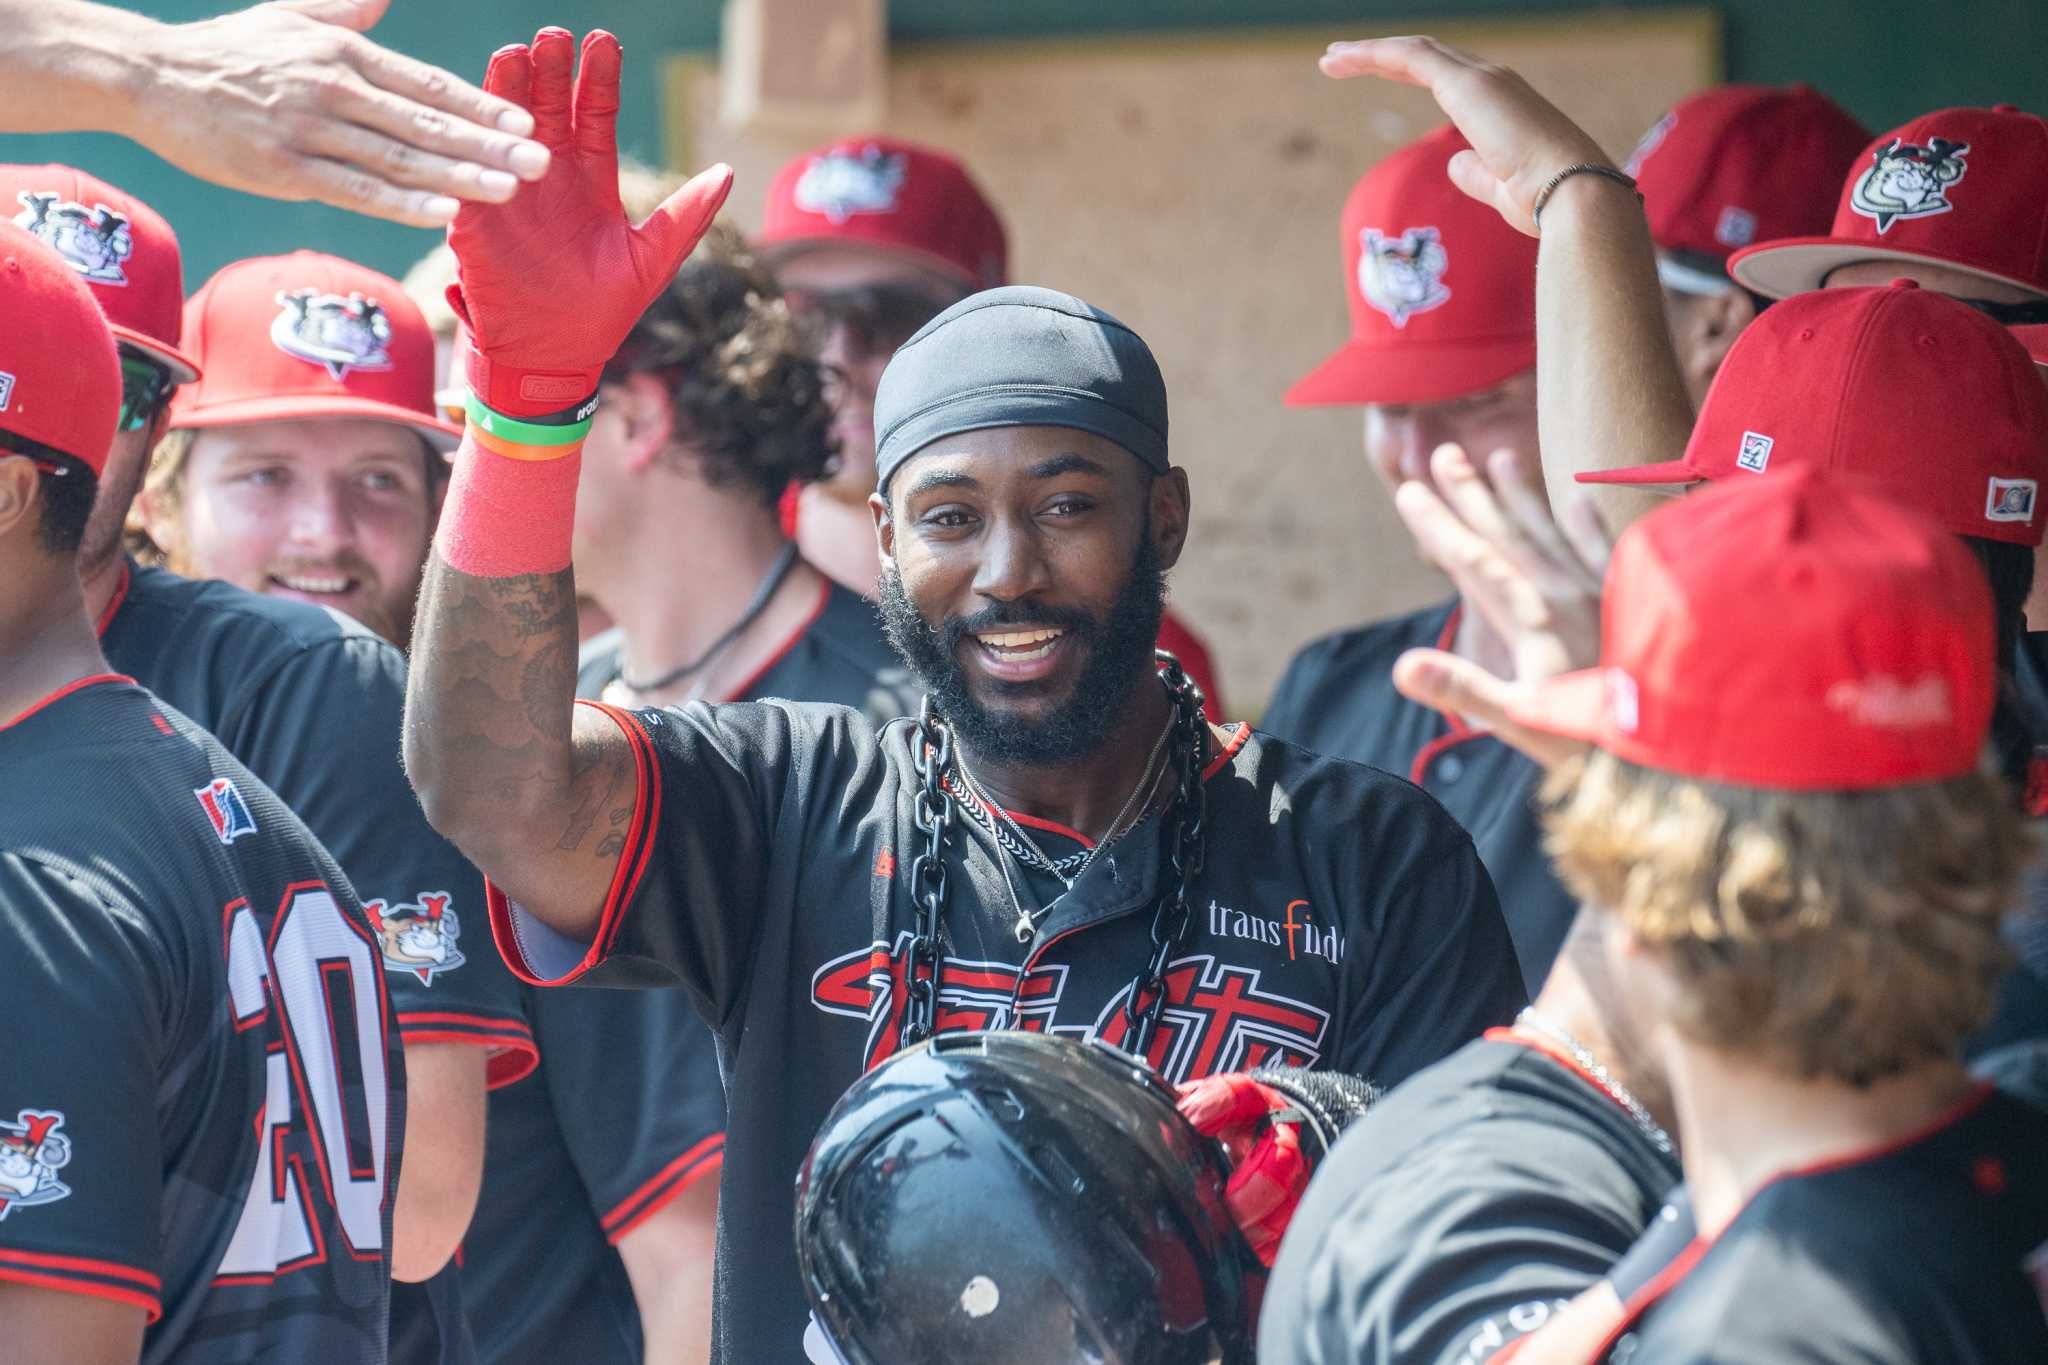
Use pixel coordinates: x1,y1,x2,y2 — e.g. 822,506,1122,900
436,433,581,577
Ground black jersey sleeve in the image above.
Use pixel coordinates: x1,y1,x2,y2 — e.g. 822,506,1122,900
535,988,726,1244
1256,636,1332,745
227,637,536,1086
487,699,844,1024
0,854,170,1321
1336,828,1525,1089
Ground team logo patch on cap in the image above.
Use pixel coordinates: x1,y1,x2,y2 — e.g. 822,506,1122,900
368,892,465,985
1736,430,1774,473
1624,112,1676,177
0,372,13,412
1825,675,1953,728
1358,226,1451,328
194,776,258,845
1714,205,1759,248
0,1110,71,1220
1850,137,1970,233
793,145,907,224
1987,476,2038,524
271,288,393,380
13,191,132,286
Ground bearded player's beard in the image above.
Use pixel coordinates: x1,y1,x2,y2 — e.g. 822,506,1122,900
879,533,1168,768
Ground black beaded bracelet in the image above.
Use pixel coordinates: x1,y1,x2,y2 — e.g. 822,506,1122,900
1530,163,1643,232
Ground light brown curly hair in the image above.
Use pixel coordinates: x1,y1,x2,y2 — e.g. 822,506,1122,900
1542,751,2031,1086
606,222,836,507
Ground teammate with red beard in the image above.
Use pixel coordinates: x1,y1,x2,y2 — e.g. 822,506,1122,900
402,27,1523,1362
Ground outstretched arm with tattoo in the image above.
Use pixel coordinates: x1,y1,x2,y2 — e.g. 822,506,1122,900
403,25,731,940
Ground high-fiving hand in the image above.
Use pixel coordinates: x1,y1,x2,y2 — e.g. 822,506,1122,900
1390,444,1612,770
446,28,733,418
1320,37,1612,237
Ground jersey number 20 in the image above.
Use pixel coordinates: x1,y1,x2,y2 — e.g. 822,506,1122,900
218,882,391,1279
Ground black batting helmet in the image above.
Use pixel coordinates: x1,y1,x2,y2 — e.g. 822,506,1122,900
794,1030,1253,1365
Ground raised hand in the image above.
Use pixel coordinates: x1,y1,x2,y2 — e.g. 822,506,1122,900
446,27,733,417
1320,36,1611,237
1390,443,1612,770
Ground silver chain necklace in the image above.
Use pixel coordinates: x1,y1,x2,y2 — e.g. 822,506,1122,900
1517,1007,1675,1156
952,709,1175,940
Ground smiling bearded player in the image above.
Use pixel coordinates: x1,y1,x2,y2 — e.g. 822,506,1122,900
401,27,1524,1364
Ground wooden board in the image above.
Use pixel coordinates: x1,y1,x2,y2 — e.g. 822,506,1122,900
666,12,1720,710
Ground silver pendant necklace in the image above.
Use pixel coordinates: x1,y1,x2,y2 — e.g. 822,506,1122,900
1517,1007,1675,1156
954,708,1176,941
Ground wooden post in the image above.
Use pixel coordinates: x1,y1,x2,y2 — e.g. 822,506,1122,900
719,0,887,132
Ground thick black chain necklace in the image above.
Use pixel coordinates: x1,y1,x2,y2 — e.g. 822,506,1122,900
902,651,1210,1059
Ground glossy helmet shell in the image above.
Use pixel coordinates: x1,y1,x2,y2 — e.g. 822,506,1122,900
795,1030,1251,1365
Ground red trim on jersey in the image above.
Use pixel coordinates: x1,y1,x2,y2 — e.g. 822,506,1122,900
720,576,832,703
1585,1080,1999,1360
92,560,132,637
398,1013,540,1090
486,700,661,986
0,1265,162,1321
1483,1337,1532,1364
0,673,136,730
0,1247,159,1290
601,1134,726,1244
1203,721,1251,780
1484,1027,1648,1128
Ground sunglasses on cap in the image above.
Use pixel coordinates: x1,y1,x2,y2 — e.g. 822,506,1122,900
784,281,965,357
118,353,176,433
1952,296,2048,327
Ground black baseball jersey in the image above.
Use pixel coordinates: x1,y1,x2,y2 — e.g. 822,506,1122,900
0,676,403,1363
1261,1032,1679,1365
1597,1086,2048,1363
100,561,531,1365
460,575,914,1363
489,700,1525,1362
1263,600,1578,995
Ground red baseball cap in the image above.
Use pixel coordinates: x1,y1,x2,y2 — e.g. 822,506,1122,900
1286,125,1538,407
1511,470,1994,789
170,252,460,451
0,221,121,475
0,163,200,384
1729,105,2048,301
1579,281,2048,545
1625,85,1869,294
756,136,1007,291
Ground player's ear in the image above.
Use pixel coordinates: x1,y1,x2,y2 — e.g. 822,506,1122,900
613,373,674,472
871,490,896,567
0,457,38,543
1149,467,1190,572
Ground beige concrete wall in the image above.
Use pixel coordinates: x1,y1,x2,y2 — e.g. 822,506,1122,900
666,13,1718,713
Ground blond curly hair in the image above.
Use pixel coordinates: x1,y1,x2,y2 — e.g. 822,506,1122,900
1542,751,2030,1085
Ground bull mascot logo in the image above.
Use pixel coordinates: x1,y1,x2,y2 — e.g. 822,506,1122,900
1358,226,1452,328
14,191,133,285
793,145,908,225
0,1110,71,1220
368,892,466,984
271,288,394,380
1850,137,1970,233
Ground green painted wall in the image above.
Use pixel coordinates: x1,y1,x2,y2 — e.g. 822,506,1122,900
6,1,2045,285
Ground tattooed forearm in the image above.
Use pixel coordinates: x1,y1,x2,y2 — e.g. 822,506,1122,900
404,555,633,938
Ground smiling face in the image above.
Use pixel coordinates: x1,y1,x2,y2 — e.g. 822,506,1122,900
873,425,1186,766
144,416,441,644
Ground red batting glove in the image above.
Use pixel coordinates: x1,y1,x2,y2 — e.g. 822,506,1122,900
446,27,733,417
1176,1072,1312,1268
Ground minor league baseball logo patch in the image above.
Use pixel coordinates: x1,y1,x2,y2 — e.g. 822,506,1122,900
194,777,259,845
1358,226,1451,328
0,372,13,412
14,191,133,286
793,146,907,224
1987,476,2038,525
369,892,466,984
271,288,394,380
1736,430,1774,473
0,1110,72,1220
1850,137,1969,233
